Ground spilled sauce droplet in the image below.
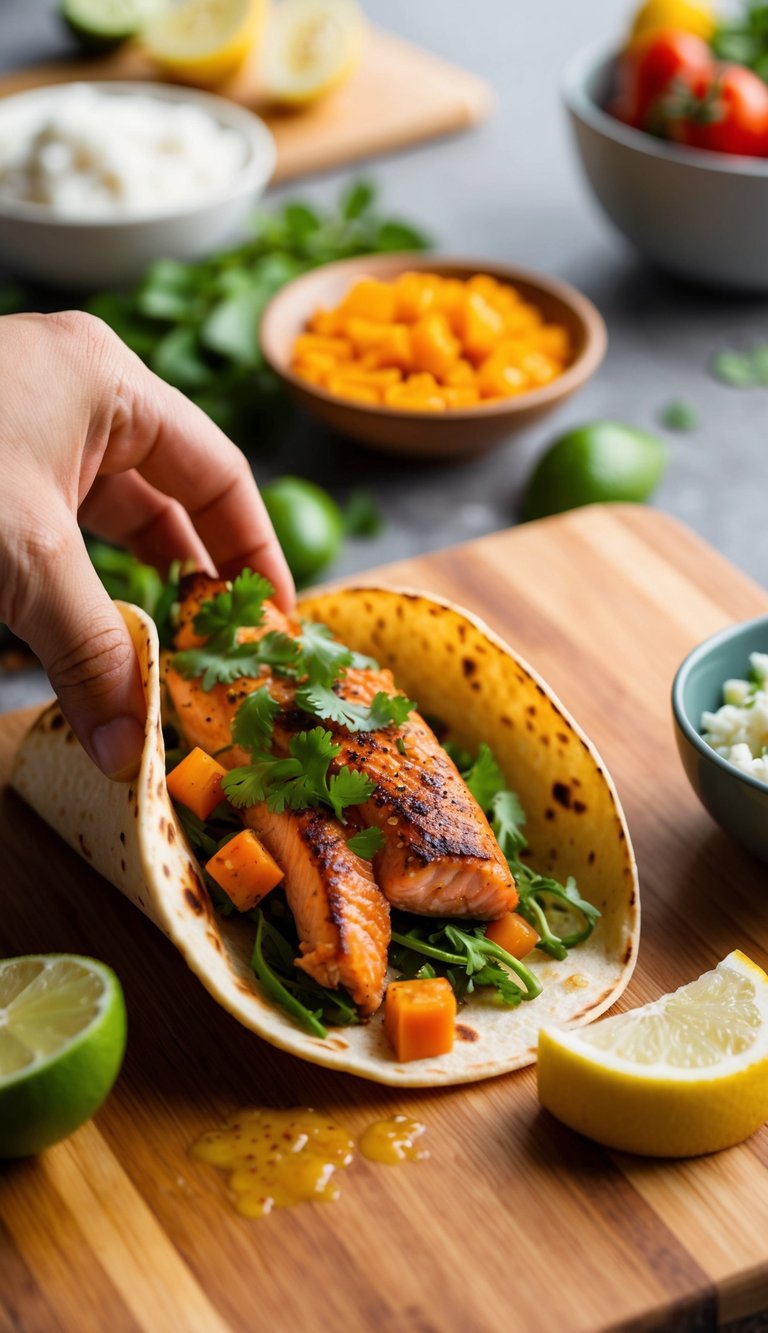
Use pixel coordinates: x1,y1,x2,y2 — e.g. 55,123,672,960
190,1108,355,1218
358,1115,429,1165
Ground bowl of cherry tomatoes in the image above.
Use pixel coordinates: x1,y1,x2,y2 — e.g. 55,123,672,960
563,1,768,290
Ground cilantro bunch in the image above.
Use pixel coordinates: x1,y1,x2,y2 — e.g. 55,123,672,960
172,570,413,831
88,180,430,441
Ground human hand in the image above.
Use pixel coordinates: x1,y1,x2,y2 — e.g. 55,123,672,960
0,310,294,781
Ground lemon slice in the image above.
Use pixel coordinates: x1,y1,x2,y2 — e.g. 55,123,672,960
537,951,768,1157
262,0,364,107
144,0,266,87
0,955,126,1159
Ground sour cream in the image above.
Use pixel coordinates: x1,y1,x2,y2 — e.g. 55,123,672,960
701,651,768,785
0,84,248,219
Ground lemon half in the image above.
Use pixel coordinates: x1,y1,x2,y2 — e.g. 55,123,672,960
0,955,126,1158
538,951,768,1157
262,0,364,107
144,0,265,87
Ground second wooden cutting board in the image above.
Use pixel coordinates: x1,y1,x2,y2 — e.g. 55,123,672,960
2,504,768,1333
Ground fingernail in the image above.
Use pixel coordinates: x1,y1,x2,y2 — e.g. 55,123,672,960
90,716,146,781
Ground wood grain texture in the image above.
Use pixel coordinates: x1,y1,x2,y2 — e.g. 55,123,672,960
0,29,492,183
1,504,767,1333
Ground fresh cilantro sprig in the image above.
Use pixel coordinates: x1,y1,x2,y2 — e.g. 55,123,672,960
192,571,273,644
223,726,374,822
295,682,415,733
172,571,303,688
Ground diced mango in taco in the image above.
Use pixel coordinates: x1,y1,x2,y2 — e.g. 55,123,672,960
485,912,539,959
205,830,284,912
384,977,457,1061
167,747,227,821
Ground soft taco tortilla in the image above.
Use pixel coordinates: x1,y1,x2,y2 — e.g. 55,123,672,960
11,586,638,1087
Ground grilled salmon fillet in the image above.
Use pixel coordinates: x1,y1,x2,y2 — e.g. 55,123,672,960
166,573,517,1003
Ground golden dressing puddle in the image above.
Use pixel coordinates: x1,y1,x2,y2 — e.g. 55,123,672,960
191,1107,428,1216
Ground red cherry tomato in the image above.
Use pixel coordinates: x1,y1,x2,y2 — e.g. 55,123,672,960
675,64,768,157
611,28,714,130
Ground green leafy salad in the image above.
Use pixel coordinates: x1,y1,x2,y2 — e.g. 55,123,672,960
160,571,601,1040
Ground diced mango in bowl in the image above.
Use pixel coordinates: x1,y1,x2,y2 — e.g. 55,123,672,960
291,272,572,411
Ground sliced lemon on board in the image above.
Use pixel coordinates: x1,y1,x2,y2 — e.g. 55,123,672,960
262,0,365,107
0,955,126,1159
144,0,266,87
537,951,768,1157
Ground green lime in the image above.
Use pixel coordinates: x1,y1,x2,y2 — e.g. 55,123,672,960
61,0,169,51
0,955,127,1158
261,475,345,585
521,421,667,522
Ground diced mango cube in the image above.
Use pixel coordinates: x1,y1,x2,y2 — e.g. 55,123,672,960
338,278,397,323
393,271,440,322
326,375,382,405
460,292,505,363
410,312,461,379
292,333,352,362
477,351,528,398
443,385,480,407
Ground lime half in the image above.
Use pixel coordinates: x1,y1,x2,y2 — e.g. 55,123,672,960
0,955,126,1158
61,0,170,51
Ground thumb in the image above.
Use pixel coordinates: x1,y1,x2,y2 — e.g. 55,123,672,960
13,526,147,781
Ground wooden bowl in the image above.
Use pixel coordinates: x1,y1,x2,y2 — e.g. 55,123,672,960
260,253,607,459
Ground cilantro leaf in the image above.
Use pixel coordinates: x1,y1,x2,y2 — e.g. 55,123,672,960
490,789,527,860
193,570,274,645
222,755,302,808
173,630,299,690
296,683,414,733
461,742,506,811
327,767,375,821
296,619,376,686
346,826,385,859
231,688,280,753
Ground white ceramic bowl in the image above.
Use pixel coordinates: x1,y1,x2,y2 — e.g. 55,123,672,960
563,44,768,291
0,81,276,289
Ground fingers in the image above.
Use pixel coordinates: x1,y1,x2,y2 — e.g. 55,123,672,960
100,349,295,609
79,471,212,574
12,521,146,781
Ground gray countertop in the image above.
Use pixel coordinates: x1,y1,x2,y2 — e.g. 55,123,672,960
1,0,766,711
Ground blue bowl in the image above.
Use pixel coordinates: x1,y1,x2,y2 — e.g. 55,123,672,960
672,616,768,862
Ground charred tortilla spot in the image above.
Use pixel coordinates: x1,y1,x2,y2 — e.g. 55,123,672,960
527,705,537,716
462,657,477,677
552,782,571,809
457,624,466,643
623,941,633,964
557,732,569,745
500,715,512,728
162,864,171,878
629,887,636,905
455,1024,479,1042
50,713,64,731
545,808,555,821
588,850,596,865
119,831,126,845
471,681,481,693
167,823,176,844
184,888,204,914
78,834,92,859
207,931,222,952
573,800,587,815
120,858,126,872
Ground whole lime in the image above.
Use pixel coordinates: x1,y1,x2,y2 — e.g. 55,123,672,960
521,421,667,522
0,955,127,1158
261,475,345,584
61,0,169,52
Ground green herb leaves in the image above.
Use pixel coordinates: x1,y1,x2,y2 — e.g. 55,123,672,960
712,343,768,387
295,683,414,733
88,182,431,439
223,727,374,822
346,827,385,859
193,570,273,643
172,572,301,688
390,916,542,1007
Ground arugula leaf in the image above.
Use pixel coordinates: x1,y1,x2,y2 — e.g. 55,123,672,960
193,570,273,644
346,826,385,859
389,917,541,1005
231,688,280,753
251,911,328,1038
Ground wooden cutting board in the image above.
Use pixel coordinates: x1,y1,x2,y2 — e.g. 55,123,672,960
0,28,492,183
2,504,768,1333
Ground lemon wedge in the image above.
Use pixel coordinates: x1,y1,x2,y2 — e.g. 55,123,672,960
537,951,768,1157
144,0,266,87
262,0,364,107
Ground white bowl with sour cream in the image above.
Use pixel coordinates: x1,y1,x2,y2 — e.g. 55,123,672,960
0,82,276,288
